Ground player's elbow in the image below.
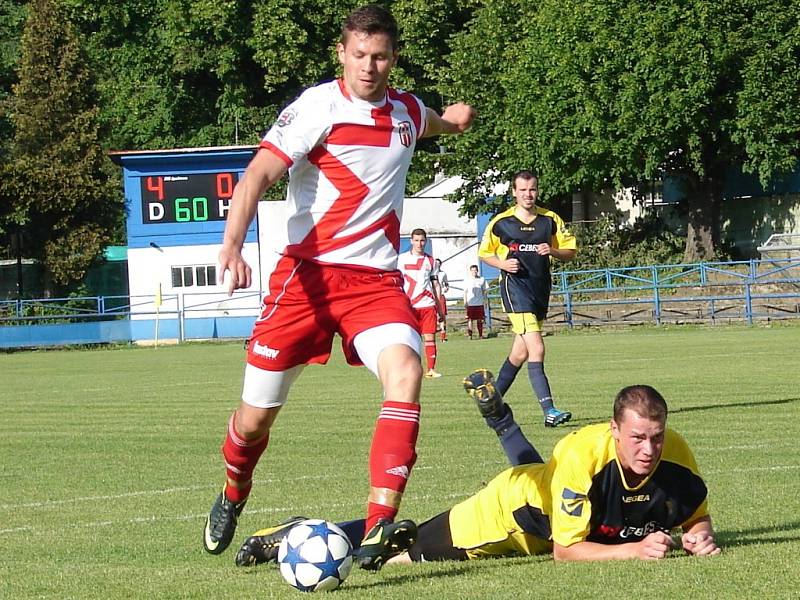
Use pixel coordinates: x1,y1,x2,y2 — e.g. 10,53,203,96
561,249,577,262
552,543,574,562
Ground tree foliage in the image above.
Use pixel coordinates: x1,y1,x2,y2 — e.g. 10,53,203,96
440,0,800,261
0,0,121,290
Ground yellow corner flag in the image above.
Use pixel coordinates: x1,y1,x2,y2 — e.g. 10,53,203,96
155,283,163,309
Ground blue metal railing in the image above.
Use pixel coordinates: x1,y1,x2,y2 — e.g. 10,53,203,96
2,258,799,334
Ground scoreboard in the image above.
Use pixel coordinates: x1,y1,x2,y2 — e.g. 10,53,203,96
140,172,239,224
111,146,259,249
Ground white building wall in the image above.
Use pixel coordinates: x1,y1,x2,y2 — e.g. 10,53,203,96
127,242,262,318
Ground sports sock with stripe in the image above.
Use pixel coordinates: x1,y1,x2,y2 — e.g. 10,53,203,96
221,412,269,503
366,400,420,532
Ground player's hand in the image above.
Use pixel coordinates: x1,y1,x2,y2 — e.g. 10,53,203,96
218,245,252,296
681,531,721,556
502,258,521,273
636,531,676,560
536,243,551,256
441,103,476,133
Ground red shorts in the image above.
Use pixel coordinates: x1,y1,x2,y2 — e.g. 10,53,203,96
247,257,419,371
413,306,439,335
466,305,485,321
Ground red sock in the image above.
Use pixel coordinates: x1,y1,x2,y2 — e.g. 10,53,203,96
366,401,420,531
221,412,269,503
424,340,437,371
477,321,484,338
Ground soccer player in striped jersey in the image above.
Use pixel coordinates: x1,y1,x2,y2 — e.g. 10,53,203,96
203,4,475,570
398,228,444,378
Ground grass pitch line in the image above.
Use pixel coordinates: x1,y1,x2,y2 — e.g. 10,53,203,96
0,464,458,511
0,491,471,536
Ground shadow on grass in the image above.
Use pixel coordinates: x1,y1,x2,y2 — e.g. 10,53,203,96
716,520,800,548
344,564,474,590
345,554,551,590
673,397,800,414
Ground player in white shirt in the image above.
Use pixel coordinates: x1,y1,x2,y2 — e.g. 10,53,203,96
463,264,488,339
398,229,443,378
204,4,475,570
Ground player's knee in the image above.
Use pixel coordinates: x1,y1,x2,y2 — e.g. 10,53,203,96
381,349,423,401
235,405,279,439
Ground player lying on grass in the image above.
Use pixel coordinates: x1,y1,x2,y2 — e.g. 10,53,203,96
234,376,720,567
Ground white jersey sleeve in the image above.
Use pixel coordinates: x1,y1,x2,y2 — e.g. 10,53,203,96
261,87,331,166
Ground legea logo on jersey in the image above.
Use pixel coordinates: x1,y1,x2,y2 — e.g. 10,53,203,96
398,121,413,147
252,341,281,360
622,494,651,503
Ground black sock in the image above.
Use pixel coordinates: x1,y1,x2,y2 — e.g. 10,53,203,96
496,358,522,396
527,362,554,412
486,404,543,466
335,519,366,548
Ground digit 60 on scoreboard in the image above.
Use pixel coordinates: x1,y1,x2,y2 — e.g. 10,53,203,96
140,172,239,224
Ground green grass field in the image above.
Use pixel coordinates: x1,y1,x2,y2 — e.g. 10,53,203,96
2,324,800,599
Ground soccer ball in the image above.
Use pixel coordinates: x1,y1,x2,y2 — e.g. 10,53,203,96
278,519,353,592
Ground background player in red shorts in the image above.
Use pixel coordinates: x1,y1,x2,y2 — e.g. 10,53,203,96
463,264,488,339
203,4,475,570
399,228,444,379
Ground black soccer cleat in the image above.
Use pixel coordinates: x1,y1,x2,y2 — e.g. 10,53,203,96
234,516,309,567
463,369,507,420
354,519,418,571
544,407,572,428
203,491,247,555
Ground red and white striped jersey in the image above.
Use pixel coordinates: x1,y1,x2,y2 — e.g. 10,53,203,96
260,79,427,271
398,251,438,309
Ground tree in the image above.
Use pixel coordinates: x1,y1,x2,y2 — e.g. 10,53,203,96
0,0,122,292
441,0,800,261
0,0,26,244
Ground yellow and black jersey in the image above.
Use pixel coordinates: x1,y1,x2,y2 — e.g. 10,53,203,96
478,206,576,318
447,423,708,558
549,423,709,547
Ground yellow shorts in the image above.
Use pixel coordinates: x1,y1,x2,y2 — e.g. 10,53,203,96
448,464,553,559
508,312,543,334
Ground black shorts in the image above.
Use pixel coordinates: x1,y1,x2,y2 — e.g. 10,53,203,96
408,510,469,562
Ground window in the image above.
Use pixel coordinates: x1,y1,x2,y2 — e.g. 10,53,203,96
171,264,217,288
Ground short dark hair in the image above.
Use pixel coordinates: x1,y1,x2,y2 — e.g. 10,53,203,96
512,169,538,189
411,228,427,238
341,5,399,50
613,385,668,424
470,264,479,270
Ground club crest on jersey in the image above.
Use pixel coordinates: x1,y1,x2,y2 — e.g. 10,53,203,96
276,108,297,128
397,120,413,147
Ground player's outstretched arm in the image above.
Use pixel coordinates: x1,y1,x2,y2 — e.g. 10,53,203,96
422,103,476,138
553,531,676,562
219,149,288,295
681,516,722,556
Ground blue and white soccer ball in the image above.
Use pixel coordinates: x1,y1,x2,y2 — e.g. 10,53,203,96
278,519,354,592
